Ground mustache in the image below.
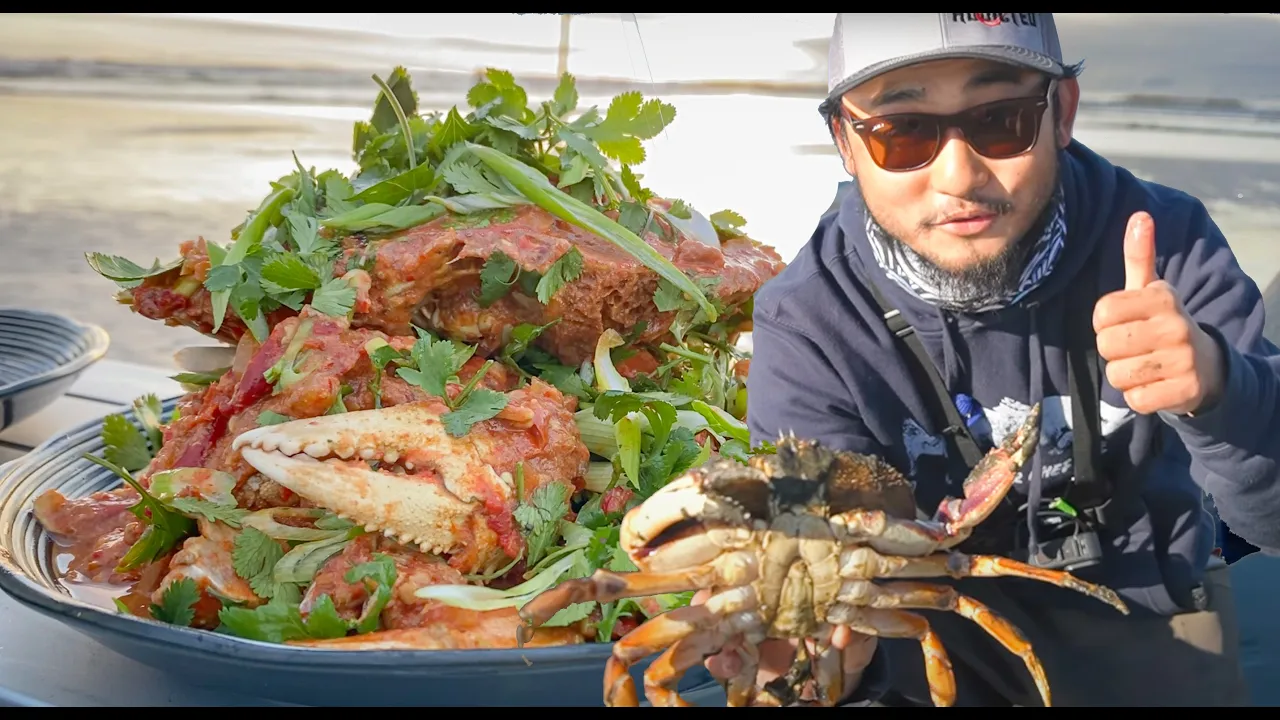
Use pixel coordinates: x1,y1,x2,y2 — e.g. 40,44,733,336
921,196,1014,228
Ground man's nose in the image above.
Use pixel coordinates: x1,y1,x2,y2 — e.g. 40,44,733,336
929,129,990,195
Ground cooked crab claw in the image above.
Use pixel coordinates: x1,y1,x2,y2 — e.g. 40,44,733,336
231,401,515,574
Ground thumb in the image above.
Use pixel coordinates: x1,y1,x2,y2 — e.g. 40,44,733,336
1123,211,1158,291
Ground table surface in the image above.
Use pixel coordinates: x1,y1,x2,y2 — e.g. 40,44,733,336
2,358,1279,706
0,358,300,707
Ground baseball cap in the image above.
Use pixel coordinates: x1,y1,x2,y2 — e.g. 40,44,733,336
824,13,1068,112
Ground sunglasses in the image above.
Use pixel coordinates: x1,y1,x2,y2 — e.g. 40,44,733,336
841,82,1055,172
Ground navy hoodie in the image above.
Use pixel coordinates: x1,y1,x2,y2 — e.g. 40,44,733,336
748,140,1280,623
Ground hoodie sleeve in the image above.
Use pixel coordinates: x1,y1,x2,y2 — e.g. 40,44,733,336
1156,199,1280,553
746,303,886,457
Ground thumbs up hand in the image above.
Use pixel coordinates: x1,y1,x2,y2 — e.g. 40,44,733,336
1093,212,1225,416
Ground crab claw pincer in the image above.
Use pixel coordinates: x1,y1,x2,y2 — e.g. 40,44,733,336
231,401,514,574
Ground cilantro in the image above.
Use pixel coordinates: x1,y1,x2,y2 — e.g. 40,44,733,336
216,594,349,644
231,527,289,600
709,209,747,238
169,497,248,528
81,454,195,572
256,410,293,426
310,276,358,317
100,413,153,472
535,247,583,304
346,553,398,634
476,246,580,309
395,329,508,436
477,251,520,307
441,388,509,436
150,577,200,626
513,482,571,568
85,252,183,289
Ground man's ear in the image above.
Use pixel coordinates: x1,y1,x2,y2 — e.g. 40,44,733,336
1053,78,1081,149
830,117,858,178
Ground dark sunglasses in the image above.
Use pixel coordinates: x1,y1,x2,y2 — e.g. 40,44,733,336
841,82,1055,172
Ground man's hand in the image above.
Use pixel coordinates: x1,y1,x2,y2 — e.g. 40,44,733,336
692,589,878,705
1093,211,1226,416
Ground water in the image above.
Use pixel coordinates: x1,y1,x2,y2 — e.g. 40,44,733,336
1,12,1278,367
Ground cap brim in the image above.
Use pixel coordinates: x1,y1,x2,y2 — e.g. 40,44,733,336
821,45,1065,115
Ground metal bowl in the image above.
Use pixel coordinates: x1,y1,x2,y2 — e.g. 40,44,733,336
0,308,110,432
0,397,724,706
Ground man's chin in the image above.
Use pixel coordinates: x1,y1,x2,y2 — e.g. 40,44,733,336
917,231,1016,270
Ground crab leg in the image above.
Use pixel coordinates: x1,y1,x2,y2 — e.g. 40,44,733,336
601,604,720,707
837,546,1129,614
824,605,957,707
517,550,758,636
603,587,758,708
643,629,730,707
836,579,1052,707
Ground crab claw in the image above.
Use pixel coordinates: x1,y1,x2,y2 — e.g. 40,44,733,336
936,402,1042,531
231,401,515,575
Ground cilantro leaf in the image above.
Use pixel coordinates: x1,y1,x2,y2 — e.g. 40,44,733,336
150,578,200,626
441,388,509,437
101,413,153,472
169,497,248,528
345,553,398,634
256,410,293,426
85,252,183,288
581,91,676,165
709,209,747,237
260,254,323,292
396,333,463,399
232,527,287,600
477,251,520,307
513,482,571,568
302,595,352,638
310,276,358,317
81,454,195,572
535,247,583,305
217,595,346,643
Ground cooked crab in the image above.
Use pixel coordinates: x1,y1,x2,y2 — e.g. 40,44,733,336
515,403,1130,707
231,384,586,577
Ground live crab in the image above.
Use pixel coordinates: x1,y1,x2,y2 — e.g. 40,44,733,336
515,402,1130,707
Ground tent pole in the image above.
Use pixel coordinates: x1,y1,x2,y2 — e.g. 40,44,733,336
557,14,571,76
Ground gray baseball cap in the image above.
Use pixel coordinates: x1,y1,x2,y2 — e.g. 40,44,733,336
824,13,1068,110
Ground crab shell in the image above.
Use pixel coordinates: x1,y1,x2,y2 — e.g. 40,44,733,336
231,401,515,575
618,469,757,575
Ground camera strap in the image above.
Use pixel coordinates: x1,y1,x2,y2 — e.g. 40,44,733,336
865,247,1108,510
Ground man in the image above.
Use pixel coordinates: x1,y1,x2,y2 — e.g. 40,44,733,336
696,12,1278,707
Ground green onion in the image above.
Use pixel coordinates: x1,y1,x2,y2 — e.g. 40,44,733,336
463,142,717,321
414,551,580,611
584,461,615,493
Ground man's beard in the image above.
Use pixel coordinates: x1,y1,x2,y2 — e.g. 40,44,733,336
861,191,1053,309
